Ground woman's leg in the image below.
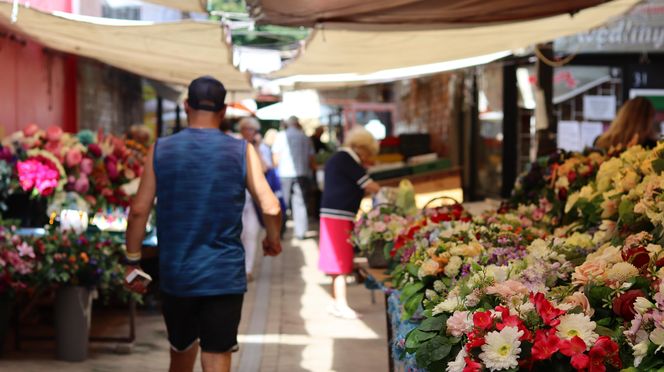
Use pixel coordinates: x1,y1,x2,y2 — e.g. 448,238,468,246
332,274,358,318
241,194,261,277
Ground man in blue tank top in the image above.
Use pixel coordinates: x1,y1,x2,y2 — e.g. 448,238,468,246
124,76,282,372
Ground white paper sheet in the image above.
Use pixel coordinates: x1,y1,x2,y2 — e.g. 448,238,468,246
557,121,582,152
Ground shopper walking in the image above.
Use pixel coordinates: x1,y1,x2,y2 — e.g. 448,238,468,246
272,116,316,240
318,127,380,319
124,76,282,372
595,97,659,150
238,117,264,281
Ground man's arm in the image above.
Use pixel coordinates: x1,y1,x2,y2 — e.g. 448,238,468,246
124,145,156,292
246,143,283,256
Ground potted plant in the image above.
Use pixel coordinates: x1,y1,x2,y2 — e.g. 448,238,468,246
33,228,133,362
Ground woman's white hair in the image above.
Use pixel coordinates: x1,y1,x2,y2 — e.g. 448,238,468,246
343,126,379,155
238,117,260,131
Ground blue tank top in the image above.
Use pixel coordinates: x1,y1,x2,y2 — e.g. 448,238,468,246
154,128,247,296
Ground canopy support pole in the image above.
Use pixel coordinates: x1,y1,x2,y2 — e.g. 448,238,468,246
501,62,518,198
536,42,557,156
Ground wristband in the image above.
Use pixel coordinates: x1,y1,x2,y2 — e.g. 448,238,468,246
124,251,142,265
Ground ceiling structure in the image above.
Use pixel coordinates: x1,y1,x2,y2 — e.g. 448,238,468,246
246,0,620,27
0,2,252,92
271,0,639,81
142,0,208,13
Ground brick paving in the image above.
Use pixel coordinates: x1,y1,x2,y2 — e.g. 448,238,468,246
0,230,388,372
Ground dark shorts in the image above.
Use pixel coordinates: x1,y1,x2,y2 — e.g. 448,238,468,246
161,292,244,353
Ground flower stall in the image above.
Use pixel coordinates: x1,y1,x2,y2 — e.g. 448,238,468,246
0,124,150,360
359,143,664,372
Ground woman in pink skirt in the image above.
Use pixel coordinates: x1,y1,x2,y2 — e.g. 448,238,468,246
319,127,380,319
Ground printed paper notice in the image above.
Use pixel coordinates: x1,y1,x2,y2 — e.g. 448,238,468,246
583,95,616,121
557,121,582,152
580,122,605,149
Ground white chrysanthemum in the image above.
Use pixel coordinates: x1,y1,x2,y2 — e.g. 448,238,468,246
425,289,438,301
479,326,523,371
433,280,445,293
556,313,598,348
527,239,551,259
446,347,467,372
432,296,460,315
606,262,640,284
445,256,463,278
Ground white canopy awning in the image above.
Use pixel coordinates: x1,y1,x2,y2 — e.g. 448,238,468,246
142,0,207,13
272,0,638,78
0,3,252,92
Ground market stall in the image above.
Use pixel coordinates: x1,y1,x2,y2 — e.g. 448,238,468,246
0,124,151,361
352,144,664,371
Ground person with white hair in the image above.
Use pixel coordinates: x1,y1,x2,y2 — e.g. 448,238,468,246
318,126,381,319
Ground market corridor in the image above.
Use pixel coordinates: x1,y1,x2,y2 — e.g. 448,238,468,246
1,230,389,372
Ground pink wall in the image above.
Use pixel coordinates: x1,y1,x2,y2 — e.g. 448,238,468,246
0,0,75,137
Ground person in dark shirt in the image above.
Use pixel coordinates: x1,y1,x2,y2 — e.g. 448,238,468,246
124,76,282,372
318,127,380,319
311,126,327,154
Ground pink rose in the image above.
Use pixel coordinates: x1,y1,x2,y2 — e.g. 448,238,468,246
80,158,94,175
46,126,63,142
74,175,90,194
373,222,387,233
23,123,39,137
486,279,529,299
105,157,119,180
572,261,606,286
65,148,83,168
447,311,473,337
563,292,594,317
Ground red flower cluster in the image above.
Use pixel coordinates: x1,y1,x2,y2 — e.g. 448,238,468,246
460,293,621,372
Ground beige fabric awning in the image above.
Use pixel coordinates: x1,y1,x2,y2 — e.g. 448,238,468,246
273,0,638,78
0,3,252,92
142,0,208,13
248,0,612,27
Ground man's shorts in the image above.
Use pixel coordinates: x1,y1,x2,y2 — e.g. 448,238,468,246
161,292,244,353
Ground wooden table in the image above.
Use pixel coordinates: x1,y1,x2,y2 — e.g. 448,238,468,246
355,260,396,372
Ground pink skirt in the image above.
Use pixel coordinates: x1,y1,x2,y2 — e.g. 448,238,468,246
318,216,354,275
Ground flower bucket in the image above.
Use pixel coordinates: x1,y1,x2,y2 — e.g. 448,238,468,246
55,286,92,362
0,293,12,356
367,240,388,268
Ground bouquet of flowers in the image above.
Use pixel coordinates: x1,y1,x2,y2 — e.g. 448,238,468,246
352,204,411,256
448,293,622,372
1,124,148,215
0,222,38,297
31,228,138,302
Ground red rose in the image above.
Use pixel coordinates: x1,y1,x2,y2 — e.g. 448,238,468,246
88,143,102,158
612,289,645,321
622,247,651,269
473,310,493,330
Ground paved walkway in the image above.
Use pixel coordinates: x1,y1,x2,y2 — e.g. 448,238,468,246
0,231,388,372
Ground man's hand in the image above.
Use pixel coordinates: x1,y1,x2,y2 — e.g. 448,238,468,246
124,266,149,294
262,238,282,257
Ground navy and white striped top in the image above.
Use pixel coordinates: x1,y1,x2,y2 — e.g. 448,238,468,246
320,149,372,221
154,128,247,296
